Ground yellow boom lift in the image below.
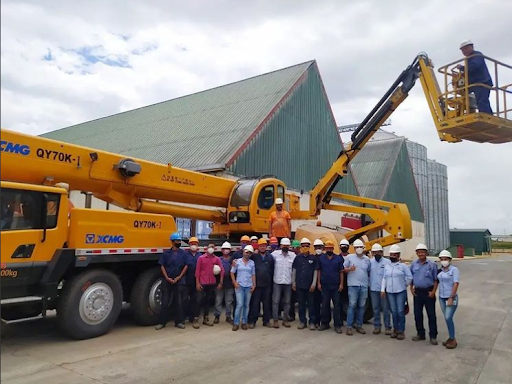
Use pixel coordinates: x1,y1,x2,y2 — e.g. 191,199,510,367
1,53,510,339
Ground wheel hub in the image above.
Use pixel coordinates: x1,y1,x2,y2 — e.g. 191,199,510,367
79,283,114,325
149,279,163,313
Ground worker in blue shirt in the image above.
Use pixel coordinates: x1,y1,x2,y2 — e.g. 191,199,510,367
155,232,190,330
457,40,493,114
410,243,439,345
292,238,318,331
381,245,413,340
369,243,391,335
343,239,371,336
184,236,201,327
317,240,344,334
312,239,325,329
438,250,460,349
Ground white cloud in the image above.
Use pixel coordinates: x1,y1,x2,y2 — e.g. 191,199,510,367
1,0,511,234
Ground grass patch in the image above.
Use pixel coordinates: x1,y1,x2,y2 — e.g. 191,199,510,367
492,241,512,249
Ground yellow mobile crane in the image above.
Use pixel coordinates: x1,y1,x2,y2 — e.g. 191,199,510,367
1,53,510,339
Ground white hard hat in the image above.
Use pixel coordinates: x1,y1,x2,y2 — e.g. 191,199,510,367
439,250,452,258
340,239,350,246
244,245,254,253
280,238,291,246
250,236,258,241
371,243,383,252
213,265,222,275
353,239,364,248
275,198,284,205
314,239,324,246
221,241,232,249
389,244,401,254
300,237,311,245
55,182,70,192
460,39,473,49
415,243,428,251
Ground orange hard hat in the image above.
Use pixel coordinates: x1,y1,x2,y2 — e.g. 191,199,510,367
241,235,250,242
269,237,278,244
258,238,268,245
189,237,199,244
324,240,335,248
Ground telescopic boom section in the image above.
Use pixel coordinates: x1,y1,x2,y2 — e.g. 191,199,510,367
0,130,235,221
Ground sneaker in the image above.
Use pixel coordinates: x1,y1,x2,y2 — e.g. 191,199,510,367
445,339,458,349
391,329,398,338
175,323,185,329
346,328,353,336
355,326,366,334
241,323,248,330
273,320,280,329
232,325,239,331
373,328,381,335
214,316,220,324
318,324,330,331
397,332,405,340
315,323,320,329
203,317,214,326
248,323,255,329
430,338,439,345
155,324,165,330
298,323,307,330
282,321,291,328
412,335,426,341
335,327,343,334
192,318,200,329
309,323,316,331
385,328,392,335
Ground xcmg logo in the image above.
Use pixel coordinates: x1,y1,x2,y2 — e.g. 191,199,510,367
0,141,31,155
85,234,125,244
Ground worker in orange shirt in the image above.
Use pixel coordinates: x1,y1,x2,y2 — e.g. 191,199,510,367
269,198,291,242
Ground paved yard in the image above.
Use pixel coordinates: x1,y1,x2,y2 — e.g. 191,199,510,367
2,254,512,384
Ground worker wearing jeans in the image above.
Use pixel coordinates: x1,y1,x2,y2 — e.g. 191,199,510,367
369,243,391,334
343,240,371,335
214,243,235,324
230,246,256,331
195,246,224,327
437,250,460,349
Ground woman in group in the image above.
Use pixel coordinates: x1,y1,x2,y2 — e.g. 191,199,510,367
437,250,460,349
381,244,412,340
230,245,256,331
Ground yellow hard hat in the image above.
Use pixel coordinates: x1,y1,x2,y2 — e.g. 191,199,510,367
257,238,267,245
324,240,335,248
241,235,250,242
189,237,199,244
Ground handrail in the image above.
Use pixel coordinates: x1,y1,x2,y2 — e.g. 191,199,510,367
437,54,512,119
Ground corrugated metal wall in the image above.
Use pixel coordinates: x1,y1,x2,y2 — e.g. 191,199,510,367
229,64,357,195
427,160,450,254
450,230,491,254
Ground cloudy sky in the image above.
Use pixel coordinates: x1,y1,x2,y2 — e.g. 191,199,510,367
2,0,511,235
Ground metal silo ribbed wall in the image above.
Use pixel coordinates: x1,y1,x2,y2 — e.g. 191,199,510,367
427,160,450,254
406,140,428,218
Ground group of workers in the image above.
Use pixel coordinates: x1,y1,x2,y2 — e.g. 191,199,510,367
156,232,460,350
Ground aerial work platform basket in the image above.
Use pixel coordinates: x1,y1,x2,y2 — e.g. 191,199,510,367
433,55,512,144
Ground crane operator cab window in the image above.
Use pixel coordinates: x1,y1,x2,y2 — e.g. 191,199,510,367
257,185,274,210
1,189,60,231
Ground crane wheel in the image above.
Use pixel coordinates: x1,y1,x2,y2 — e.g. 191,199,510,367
130,267,162,326
57,269,123,340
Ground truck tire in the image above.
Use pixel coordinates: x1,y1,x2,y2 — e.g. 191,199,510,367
130,268,163,326
57,269,123,340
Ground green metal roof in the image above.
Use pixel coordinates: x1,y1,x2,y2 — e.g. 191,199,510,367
350,137,424,222
42,61,314,171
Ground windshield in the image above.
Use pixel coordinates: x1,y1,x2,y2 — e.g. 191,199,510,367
230,179,258,207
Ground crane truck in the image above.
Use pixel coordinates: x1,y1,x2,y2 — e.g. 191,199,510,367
1,53,511,339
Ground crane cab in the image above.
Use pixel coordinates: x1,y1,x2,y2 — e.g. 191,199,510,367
214,176,286,237
420,54,512,144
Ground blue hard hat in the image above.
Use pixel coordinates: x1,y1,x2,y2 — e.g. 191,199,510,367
170,232,182,241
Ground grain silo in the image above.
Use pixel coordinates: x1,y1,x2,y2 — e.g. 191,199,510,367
427,159,450,254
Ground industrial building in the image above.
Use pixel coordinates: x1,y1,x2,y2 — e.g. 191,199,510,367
450,228,492,255
43,60,449,253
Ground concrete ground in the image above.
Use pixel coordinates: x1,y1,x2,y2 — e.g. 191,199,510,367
1,254,511,384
